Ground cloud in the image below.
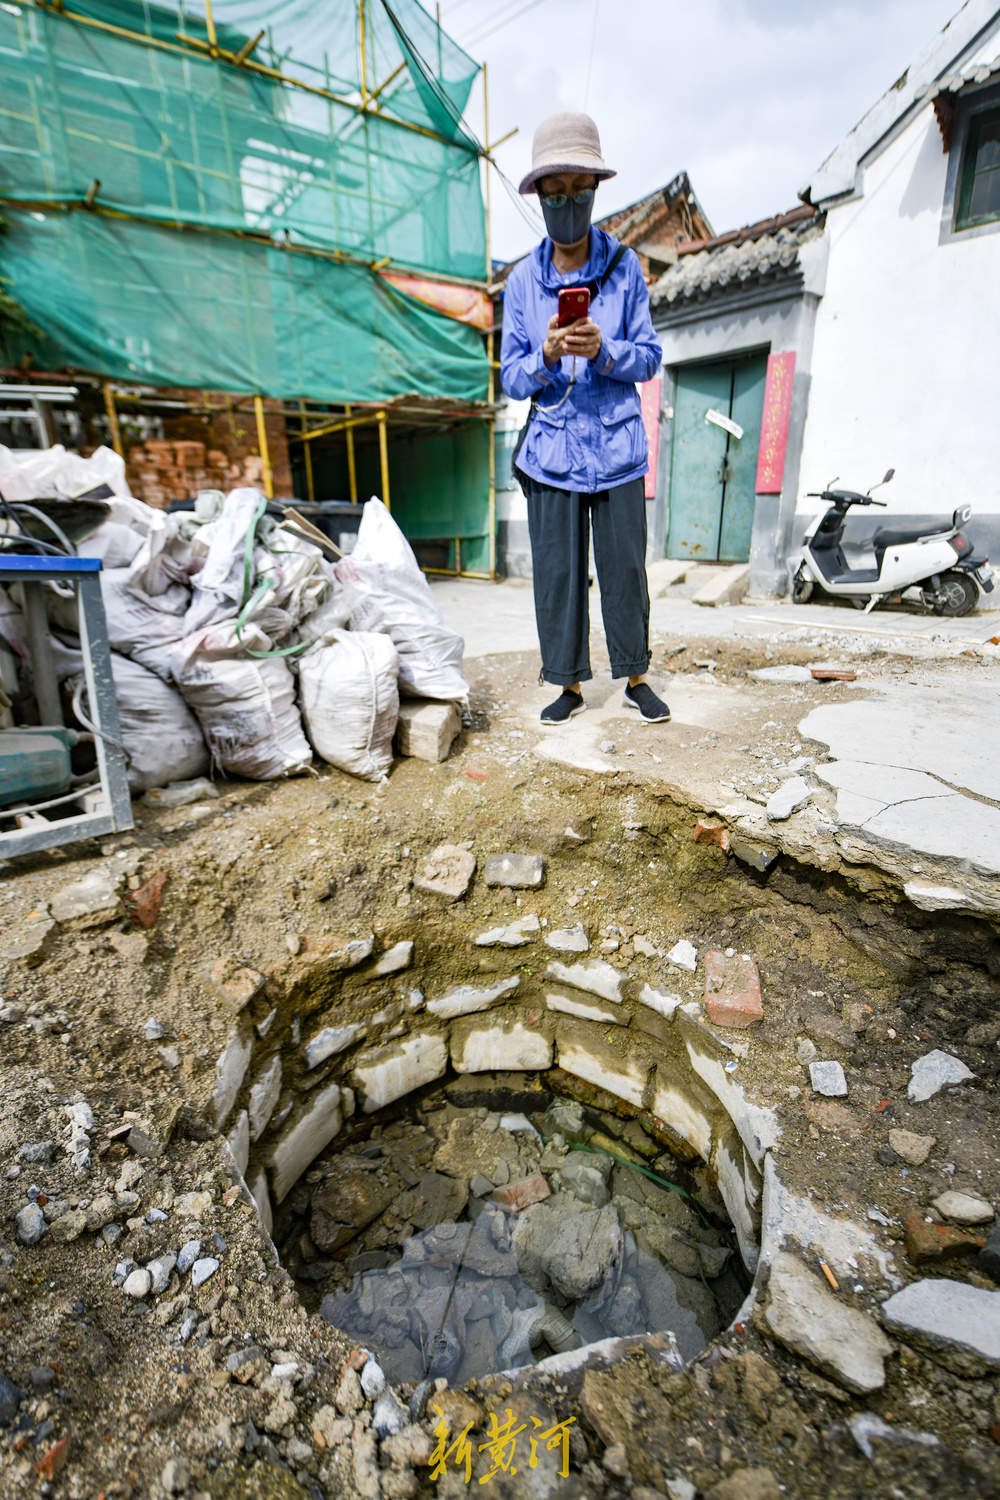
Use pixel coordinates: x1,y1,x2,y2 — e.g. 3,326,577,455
446,0,961,258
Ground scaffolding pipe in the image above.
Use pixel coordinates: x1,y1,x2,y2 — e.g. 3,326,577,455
299,399,315,501
377,409,390,511
358,0,369,106
33,3,483,157
102,379,123,458
345,404,358,502
253,394,274,498
203,0,217,50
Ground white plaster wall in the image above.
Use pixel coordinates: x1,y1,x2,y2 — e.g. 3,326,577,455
798,98,1000,530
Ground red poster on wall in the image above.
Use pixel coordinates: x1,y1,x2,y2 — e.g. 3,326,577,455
755,351,796,494
640,375,662,499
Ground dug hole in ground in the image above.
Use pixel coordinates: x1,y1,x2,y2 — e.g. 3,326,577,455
1,471,999,1499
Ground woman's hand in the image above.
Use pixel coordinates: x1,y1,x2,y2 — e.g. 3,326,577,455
542,314,573,368
564,317,602,361
543,314,603,367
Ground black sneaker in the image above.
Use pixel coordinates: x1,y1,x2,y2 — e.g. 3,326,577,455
623,682,670,722
540,689,586,725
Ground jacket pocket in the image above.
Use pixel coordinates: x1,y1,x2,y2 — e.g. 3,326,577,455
526,400,571,478
599,404,646,481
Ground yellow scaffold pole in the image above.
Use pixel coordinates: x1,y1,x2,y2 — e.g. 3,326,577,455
253,394,274,499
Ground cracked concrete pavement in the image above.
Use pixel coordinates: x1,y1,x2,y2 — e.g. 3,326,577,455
432,570,1000,915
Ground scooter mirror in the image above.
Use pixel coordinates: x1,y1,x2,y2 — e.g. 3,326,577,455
883,468,895,484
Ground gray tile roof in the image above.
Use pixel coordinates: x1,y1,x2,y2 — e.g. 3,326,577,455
650,208,824,307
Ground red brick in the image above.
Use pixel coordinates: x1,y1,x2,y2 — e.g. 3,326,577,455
904,1212,985,1265
693,820,730,850
492,1174,550,1213
704,949,762,1028
126,871,168,929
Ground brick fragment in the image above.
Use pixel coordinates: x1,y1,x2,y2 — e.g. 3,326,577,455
704,949,762,1028
904,1212,985,1266
693,820,730,850
491,1173,550,1212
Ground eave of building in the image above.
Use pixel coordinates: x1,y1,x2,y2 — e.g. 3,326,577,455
801,0,1000,207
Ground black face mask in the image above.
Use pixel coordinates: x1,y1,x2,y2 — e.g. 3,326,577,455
540,191,594,247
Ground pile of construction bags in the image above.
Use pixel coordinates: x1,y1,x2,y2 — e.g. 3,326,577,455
0,447,468,787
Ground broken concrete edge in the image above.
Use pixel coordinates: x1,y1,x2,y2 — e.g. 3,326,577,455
693,777,997,920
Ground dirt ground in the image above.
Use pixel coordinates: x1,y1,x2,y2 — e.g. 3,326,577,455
1,628,998,1499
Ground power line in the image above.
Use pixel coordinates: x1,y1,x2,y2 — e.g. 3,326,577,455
584,0,599,109
459,0,552,51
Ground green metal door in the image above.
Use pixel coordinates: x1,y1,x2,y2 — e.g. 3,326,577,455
667,353,768,561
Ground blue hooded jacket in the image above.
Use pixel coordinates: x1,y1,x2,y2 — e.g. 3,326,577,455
500,228,662,493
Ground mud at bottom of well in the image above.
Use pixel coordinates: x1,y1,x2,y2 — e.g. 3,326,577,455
273,1082,746,1386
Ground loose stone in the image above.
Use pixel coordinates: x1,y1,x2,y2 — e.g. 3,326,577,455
304,1024,363,1069
904,1212,984,1265
372,1388,408,1436
763,1250,892,1393
907,1049,974,1103
191,1257,219,1288
360,1357,385,1399
931,1191,994,1225
413,844,476,901
544,924,590,953
148,1254,177,1293
545,958,623,1004
475,915,540,947
888,1129,935,1166
482,853,545,888
666,939,698,972
765,776,811,820
123,1268,153,1299
809,1060,848,1097
881,1278,1000,1375
0,1373,25,1427
15,1203,45,1245
177,1239,202,1274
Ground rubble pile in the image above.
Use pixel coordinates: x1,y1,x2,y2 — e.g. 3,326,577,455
278,1088,739,1385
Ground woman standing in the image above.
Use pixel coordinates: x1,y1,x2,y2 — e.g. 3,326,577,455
501,110,669,726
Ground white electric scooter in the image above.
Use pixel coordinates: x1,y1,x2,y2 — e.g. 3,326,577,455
790,469,995,617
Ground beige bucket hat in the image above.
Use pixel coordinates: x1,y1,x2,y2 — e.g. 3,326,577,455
517,111,617,195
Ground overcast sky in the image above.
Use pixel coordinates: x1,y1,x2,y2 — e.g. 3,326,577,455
436,0,963,261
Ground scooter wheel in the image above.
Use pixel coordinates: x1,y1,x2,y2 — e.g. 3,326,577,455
850,596,871,610
791,569,813,604
933,570,978,617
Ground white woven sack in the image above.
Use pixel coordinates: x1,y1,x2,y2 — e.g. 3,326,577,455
335,498,468,703
170,620,312,780
298,628,399,783
79,654,210,792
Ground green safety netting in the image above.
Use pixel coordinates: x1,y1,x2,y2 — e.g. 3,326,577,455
0,0,489,402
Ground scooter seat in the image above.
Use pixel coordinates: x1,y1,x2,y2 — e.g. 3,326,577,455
872,526,944,549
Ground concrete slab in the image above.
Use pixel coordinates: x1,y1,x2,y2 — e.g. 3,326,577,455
647,558,688,596
814,759,954,805
801,689,999,802
692,564,749,608
862,796,1000,877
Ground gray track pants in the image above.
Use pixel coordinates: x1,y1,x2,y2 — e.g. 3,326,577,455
523,476,652,686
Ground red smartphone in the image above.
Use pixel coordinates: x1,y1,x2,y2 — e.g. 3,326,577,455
557,286,590,327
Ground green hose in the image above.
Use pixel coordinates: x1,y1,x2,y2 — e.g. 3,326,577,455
546,1135,713,1230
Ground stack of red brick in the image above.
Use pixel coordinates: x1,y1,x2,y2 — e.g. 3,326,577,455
125,439,266,510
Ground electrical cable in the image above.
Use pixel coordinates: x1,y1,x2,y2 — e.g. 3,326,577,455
0,780,102,820
71,678,131,763
459,0,551,50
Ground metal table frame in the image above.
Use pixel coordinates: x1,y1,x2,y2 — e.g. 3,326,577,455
0,555,133,855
